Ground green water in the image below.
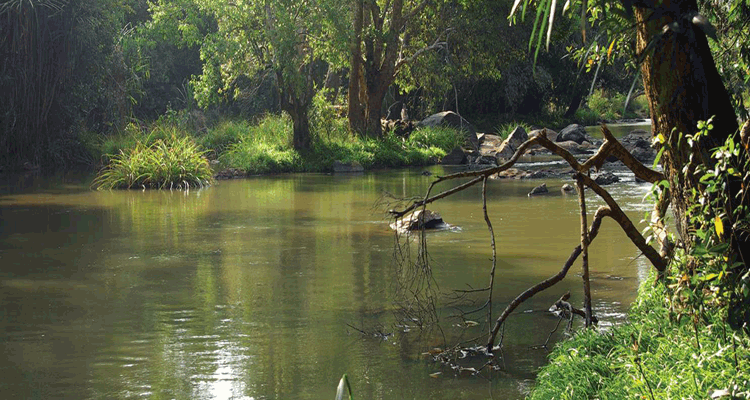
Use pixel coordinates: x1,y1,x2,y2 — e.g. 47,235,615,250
0,164,655,399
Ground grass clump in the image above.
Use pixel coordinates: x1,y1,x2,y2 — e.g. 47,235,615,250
93,130,213,190
528,272,750,399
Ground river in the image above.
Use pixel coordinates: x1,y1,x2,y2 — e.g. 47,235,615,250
1,127,655,399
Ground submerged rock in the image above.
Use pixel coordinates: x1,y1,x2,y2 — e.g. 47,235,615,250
528,183,549,196
561,183,576,194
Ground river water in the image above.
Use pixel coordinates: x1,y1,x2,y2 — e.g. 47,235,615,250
1,130,655,399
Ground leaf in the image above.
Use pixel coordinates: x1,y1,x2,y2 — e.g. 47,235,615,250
607,38,616,60
714,216,724,237
546,0,558,51
509,0,525,22
335,374,353,400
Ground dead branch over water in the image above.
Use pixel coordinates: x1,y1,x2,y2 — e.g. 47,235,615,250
390,125,671,355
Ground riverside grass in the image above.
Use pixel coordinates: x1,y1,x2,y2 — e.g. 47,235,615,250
93,113,463,188
528,272,750,400
93,130,213,190
216,114,462,174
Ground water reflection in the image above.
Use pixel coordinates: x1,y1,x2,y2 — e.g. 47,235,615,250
1,167,655,399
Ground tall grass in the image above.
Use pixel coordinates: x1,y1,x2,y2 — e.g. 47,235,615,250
528,272,750,399
93,132,213,190
217,113,460,174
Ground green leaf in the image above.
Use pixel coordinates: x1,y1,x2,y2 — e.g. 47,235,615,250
335,374,353,400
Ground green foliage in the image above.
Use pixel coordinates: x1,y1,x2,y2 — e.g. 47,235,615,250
93,126,213,190
213,114,455,175
672,118,750,329
219,115,301,174
406,126,464,153
529,273,750,399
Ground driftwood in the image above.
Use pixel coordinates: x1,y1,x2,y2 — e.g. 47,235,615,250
390,125,671,355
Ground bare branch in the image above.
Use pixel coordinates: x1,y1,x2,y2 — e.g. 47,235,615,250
485,206,613,353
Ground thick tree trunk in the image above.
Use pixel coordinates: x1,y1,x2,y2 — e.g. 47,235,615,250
634,0,740,246
291,105,312,151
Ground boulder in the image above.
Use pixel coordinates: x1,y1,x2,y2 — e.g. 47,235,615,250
417,111,479,151
557,124,588,144
594,171,620,185
527,129,559,151
333,160,364,173
390,209,449,232
441,147,467,165
528,183,549,196
474,155,498,166
495,125,529,162
561,183,576,194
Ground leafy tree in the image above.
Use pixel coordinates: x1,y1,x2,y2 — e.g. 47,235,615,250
149,0,347,151
347,0,449,137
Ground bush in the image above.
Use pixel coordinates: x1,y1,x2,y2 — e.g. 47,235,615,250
92,133,213,190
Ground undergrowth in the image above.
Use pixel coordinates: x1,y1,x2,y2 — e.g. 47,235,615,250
529,272,750,399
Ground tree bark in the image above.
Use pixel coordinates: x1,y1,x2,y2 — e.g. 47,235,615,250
634,0,740,247
348,0,366,134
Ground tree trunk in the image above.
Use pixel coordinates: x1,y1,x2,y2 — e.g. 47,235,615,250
348,0,366,135
291,105,312,151
634,0,740,246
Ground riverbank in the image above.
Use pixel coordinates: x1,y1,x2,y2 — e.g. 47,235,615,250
87,113,464,188
527,271,750,399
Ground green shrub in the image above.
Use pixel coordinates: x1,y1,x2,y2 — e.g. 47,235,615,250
196,120,247,158
93,133,213,190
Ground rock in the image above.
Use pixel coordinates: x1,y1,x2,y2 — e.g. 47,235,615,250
474,155,498,166
441,147,467,165
557,124,588,144
556,140,594,155
525,170,552,179
495,125,529,162
417,111,479,151
390,209,448,232
594,172,620,185
421,170,433,176
527,129,559,152
333,160,364,173
528,183,549,196
561,183,576,193
215,168,246,180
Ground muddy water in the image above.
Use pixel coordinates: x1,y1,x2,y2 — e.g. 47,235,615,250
0,163,654,399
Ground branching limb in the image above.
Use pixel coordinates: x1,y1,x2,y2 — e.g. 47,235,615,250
576,172,667,272
485,207,612,353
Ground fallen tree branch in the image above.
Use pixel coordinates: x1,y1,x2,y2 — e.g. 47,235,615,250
485,206,612,353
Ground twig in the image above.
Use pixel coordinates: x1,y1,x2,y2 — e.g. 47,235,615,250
576,174,594,327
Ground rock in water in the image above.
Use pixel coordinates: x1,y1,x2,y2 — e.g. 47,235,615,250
390,209,448,232
557,124,588,144
561,183,576,194
594,172,620,185
528,183,549,196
